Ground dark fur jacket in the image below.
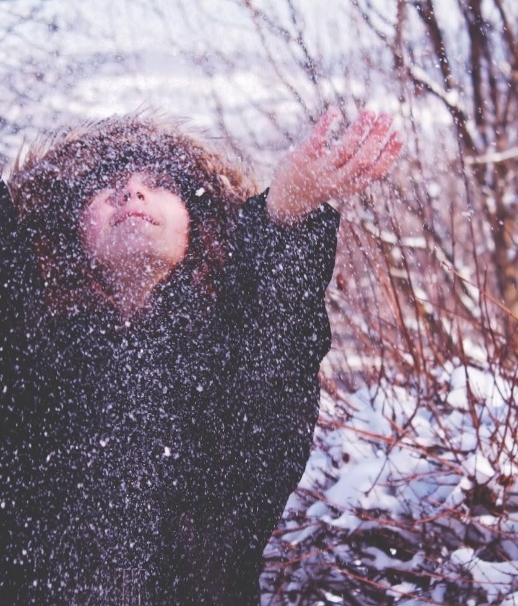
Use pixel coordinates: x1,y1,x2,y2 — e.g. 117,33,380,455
0,181,339,605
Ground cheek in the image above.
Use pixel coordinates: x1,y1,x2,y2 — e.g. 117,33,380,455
81,206,109,255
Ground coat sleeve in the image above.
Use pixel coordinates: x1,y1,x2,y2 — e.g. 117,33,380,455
219,190,340,574
227,189,340,379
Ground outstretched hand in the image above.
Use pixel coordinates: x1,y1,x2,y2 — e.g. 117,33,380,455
266,106,403,224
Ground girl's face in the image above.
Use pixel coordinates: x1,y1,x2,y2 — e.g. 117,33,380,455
81,173,190,273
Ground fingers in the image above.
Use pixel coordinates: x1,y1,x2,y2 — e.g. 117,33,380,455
335,113,394,167
304,106,341,158
279,106,403,209
350,125,403,184
338,112,400,171
328,114,402,198
334,131,403,197
368,131,404,181
331,110,377,167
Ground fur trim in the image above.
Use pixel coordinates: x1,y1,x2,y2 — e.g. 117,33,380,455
7,112,259,314
9,112,258,219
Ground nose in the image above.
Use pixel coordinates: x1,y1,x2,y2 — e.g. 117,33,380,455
112,180,146,207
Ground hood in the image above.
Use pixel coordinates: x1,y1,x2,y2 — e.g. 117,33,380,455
6,112,258,315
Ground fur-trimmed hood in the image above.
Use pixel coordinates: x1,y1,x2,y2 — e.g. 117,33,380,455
6,114,259,314
9,113,257,219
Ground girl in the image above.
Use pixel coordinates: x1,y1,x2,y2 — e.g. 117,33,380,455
0,108,401,605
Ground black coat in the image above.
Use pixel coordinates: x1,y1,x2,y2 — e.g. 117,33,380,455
0,181,339,605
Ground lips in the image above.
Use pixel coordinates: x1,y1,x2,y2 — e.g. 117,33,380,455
111,210,159,227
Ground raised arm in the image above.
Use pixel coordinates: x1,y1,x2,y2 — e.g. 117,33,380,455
266,107,403,224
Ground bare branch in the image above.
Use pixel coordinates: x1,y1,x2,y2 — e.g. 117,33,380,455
465,146,518,164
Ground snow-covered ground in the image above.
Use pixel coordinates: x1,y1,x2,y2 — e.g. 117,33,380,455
263,360,518,604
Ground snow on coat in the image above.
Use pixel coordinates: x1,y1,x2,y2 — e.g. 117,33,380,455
0,117,339,605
